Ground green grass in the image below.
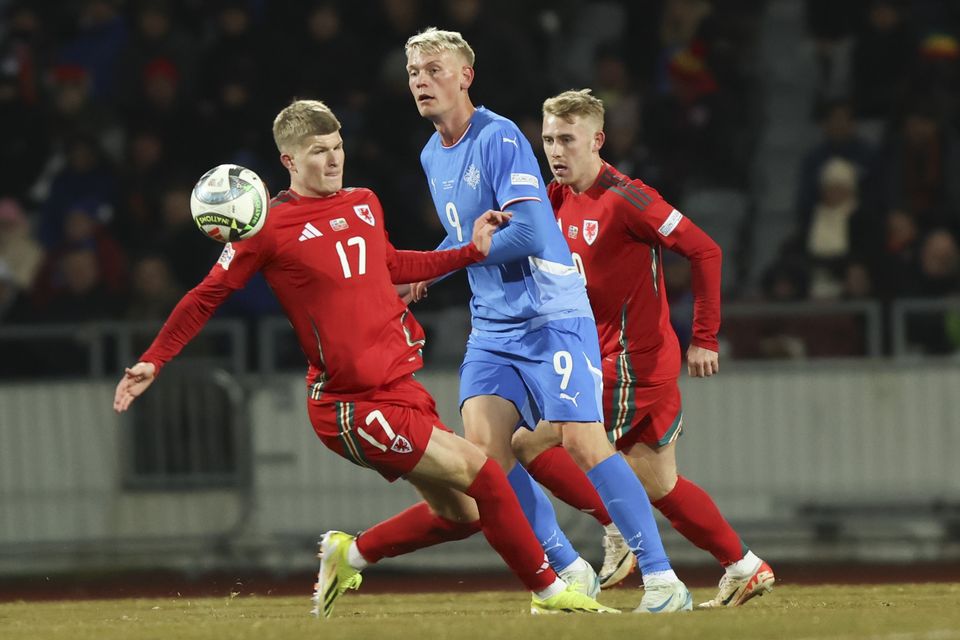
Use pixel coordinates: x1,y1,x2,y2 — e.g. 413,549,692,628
2,584,960,640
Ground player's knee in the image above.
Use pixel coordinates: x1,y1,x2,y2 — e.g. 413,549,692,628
624,447,678,500
560,421,615,471
510,430,538,465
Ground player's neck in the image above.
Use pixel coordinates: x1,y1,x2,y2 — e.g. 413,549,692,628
435,102,476,147
570,159,605,194
290,182,339,199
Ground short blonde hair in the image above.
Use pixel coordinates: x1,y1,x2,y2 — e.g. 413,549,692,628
272,99,341,153
542,89,605,129
405,27,475,66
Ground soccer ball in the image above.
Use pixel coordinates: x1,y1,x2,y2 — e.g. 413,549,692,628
190,164,269,242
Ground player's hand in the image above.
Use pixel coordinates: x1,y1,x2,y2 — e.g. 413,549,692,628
472,210,512,255
686,345,719,378
396,282,429,304
113,362,157,413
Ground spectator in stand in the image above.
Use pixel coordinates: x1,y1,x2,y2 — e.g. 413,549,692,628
32,199,128,308
0,52,49,202
0,259,32,324
153,180,220,289
872,208,923,299
39,246,123,323
38,134,117,248
55,0,128,101
125,254,183,322
127,56,202,164
805,0,864,109
802,158,874,299
869,100,960,225
118,0,198,112
0,198,44,292
114,127,170,253
796,99,875,220
280,2,371,110
44,63,120,155
850,0,917,122
902,228,960,354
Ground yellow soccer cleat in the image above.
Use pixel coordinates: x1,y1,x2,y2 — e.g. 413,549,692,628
530,584,621,614
311,530,363,619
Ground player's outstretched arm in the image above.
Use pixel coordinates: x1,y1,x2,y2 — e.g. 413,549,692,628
396,212,512,305
113,362,157,413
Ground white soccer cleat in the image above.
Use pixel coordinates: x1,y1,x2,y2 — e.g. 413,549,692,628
558,557,600,599
311,530,363,619
598,526,636,589
698,560,775,608
634,578,693,613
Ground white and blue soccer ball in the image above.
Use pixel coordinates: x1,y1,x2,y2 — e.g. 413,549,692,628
190,163,269,242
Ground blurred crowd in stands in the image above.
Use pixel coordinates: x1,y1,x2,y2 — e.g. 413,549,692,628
0,0,959,361
764,0,960,308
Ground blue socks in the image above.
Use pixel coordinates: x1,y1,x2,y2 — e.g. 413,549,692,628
587,453,672,574
507,463,579,572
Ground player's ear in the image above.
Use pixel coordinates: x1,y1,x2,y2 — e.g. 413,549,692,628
280,153,295,172
593,130,605,153
460,65,474,90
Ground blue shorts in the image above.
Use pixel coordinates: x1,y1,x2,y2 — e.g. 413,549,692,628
459,317,604,428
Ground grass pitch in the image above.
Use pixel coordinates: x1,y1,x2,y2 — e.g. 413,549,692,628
2,584,960,640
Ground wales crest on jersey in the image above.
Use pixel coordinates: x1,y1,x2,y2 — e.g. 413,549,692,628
583,220,599,245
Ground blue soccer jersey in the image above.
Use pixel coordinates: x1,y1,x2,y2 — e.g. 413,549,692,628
420,107,593,336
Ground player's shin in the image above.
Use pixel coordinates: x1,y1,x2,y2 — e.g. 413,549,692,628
506,463,581,573
465,458,559,592
526,445,612,526
356,501,481,563
586,453,675,578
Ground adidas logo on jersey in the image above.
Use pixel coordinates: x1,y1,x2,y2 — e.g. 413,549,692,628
299,222,323,242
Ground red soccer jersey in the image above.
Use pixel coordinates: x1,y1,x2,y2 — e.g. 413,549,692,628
548,162,722,383
141,187,483,396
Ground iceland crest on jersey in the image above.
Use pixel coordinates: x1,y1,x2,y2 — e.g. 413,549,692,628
463,164,481,189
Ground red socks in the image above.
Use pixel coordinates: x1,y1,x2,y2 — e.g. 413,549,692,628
356,501,480,563
355,459,557,593
464,458,557,592
653,475,746,566
525,446,612,526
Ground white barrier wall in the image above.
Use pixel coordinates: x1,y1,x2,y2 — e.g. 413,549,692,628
1,361,958,574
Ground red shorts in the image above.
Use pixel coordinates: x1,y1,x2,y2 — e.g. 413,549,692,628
307,375,452,481
603,375,683,452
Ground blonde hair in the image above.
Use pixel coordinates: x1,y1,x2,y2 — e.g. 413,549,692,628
542,89,605,129
272,99,341,153
405,27,475,66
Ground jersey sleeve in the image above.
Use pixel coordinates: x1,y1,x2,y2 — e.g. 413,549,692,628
480,125,545,209
139,240,265,373
385,235,484,283
614,180,723,351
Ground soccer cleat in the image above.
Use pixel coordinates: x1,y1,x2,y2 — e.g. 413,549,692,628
634,578,693,613
311,530,363,619
530,584,621,614
559,557,601,599
698,560,775,608
598,527,636,589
